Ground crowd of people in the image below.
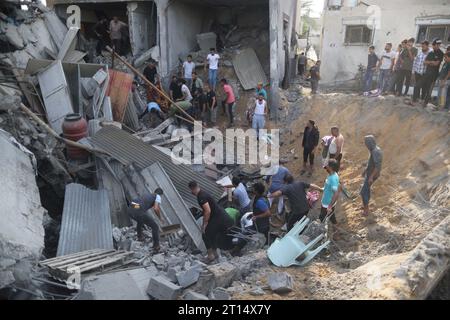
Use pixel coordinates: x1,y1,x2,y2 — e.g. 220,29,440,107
363,38,450,109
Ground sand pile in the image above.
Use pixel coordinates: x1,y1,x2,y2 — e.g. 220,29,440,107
237,93,449,300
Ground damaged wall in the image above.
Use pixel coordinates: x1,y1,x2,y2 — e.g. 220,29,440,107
0,131,45,289
320,0,450,84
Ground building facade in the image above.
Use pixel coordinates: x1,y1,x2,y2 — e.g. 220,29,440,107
320,0,450,85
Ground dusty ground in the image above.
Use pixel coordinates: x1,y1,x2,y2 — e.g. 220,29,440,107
233,92,449,300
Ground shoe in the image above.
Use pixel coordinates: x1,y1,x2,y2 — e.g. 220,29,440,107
152,245,161,253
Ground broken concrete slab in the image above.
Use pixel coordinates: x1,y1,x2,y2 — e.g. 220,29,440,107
197,32,217,52
232,47,268,90
0,271,15,289
133,46,160,68
268,272,293,294
0,131,45,289
183,290,209,300
0,94,21,111
77,271,148,300
42,10,68,50
57,27,79,60
249,287,265,296
152,253,166,267
176,263,204,288
147,275,182,300
210,287,231,300
167,266,182,283
207,262,238,289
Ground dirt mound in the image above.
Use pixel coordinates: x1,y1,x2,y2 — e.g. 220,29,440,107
237,93,450,300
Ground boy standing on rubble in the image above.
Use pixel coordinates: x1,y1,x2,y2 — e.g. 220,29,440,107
301,120,320,177
183,55,196,88
361,135,383,216
127,189,164,253
189,181,234,263
269,174,323,231
310,60,321,94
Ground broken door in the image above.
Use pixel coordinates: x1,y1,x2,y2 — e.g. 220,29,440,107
37,60,74,135
127,2,157,56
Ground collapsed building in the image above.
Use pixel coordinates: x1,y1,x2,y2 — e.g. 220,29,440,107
48,0,302,117
0,1,449,301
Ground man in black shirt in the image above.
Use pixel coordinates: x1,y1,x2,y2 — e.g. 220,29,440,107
424,39,444,104
144,61,158,84
94,18,108,55
189,181,234,263
268,175,323,231
205,84,217,125
127,188,164,253
301,120,320,177
363,46,379,94
169,76,182,101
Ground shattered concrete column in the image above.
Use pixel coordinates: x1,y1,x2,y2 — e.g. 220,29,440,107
156,0,170,77
269,0,280,121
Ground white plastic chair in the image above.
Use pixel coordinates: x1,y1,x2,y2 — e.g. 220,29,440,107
267,216,330,267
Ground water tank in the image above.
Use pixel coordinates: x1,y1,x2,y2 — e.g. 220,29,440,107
62,113,89,160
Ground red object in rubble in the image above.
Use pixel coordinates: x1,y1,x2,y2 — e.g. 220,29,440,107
62,113,88,160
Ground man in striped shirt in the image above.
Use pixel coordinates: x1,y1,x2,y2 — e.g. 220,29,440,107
412,41,432,104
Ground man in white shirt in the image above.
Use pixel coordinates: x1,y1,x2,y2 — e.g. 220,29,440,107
377,43,396,94
183,55,196,89
178,79,193,102
205,48,220,89
252,94,267,139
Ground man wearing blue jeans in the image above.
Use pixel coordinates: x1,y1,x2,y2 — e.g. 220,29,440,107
360,135,383,216
377,43,395,94
205,48,220,89
363,46,379,95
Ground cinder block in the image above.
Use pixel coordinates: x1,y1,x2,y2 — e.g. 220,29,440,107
147,275,182,300
183,290,209,300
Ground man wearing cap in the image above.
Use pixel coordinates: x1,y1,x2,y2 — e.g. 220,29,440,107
423,39,444,105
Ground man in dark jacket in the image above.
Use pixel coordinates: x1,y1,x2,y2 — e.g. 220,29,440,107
301,120,320,177
360,135,383,216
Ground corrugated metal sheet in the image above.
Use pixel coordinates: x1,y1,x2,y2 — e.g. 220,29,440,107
232,47,268,90
141,162,206,253
123,96,140,131
57,183,113,256
90,126,224,209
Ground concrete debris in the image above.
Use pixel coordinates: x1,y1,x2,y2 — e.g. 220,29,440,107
133,46,160,68
0,271,15,289
0,130,45,289
268,272,294,294
147,275,183,300
0,94,21,111
197,32,217,52
249,287,265,296
176,263,204,288
210,287,231,300
152,253,166,267
77,271,148,300
183,290,209,300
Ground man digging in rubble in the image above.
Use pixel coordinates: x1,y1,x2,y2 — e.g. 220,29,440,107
188,181,234,264
268,174,324,231
360,135,383,216
127,188,164,253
